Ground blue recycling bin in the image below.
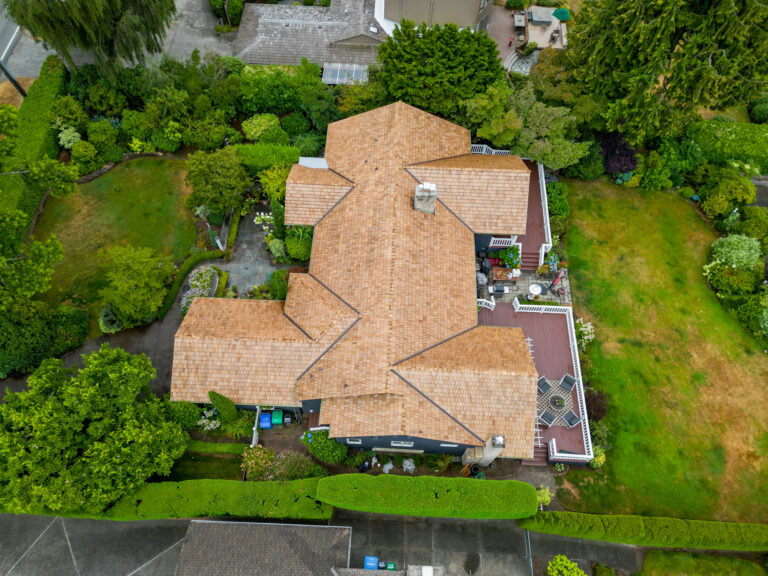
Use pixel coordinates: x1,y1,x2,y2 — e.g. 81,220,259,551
259,412,272,429
363,556,378,570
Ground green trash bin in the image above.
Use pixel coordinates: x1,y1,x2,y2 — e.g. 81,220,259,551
271,409,283,427
386,562,396,571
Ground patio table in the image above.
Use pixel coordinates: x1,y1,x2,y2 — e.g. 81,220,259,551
492,267,520,282
528,283,542,296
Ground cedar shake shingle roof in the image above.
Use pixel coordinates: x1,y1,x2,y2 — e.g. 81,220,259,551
408,155,531,234
285,165,354,226
171,102,538,458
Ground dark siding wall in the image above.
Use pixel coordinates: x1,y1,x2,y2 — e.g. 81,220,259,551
302,399,322,413
336,434,473,456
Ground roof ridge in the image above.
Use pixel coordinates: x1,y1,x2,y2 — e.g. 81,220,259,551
391,370,484,444
307,272,361,317
392,324,478,367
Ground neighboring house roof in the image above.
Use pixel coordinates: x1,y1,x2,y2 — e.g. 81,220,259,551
235,0,386,66
171,101,538,458
408,154,531,234
175,521,351,576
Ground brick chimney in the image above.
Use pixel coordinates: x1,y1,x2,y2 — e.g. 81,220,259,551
414,182,437,215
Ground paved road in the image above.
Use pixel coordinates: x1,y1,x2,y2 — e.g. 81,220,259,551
0,512,642,576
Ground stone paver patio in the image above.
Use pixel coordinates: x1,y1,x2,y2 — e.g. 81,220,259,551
480,269,572,306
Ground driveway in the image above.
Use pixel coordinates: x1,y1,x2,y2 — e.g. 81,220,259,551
160,0,234,60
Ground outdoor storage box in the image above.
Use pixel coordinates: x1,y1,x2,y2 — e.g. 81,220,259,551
259,413,272,429
271,409,283,426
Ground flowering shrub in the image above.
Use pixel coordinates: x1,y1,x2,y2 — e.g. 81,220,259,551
268,238,286,259
546,250,559,272
254,212,274,234
197,408,221,432
498,245,521,268
574,318,595,351
181,265,216,314
589,445,606,469
242,113,280,142
301,429,348,463
242,446,328,481
58,126,81,150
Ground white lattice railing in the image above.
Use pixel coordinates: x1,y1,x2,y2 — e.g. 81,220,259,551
477,296,496,311
489,236,516,248
471,144,512,156
512,298,594,462
537,163,553,267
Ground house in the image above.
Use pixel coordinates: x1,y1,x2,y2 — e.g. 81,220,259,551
170,102,592,466
375,0,494,35
234,0,386,70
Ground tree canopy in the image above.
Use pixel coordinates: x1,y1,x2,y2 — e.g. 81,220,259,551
568,0,768,143
185,147,251,214
0,344,187,514
376,20,504,121
2,0,176,75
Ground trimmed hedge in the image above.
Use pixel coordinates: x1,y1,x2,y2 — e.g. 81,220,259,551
105,479,331,521
2,55,67,252
186,440,248,455
226,210,241,250
157,250,224,319
688,121,768,172
642,550,767,576
235,143,300,176
316,475,538,519
518,511,768,552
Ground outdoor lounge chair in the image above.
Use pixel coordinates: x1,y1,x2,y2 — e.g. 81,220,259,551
560,374,577,393
539,410,556,427
564,410,581,428
537,376,551,395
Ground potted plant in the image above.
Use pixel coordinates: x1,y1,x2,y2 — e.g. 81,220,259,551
498,245,521,269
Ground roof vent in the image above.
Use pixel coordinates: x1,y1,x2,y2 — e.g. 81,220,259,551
369,25,378,34
414,182,437,215
491,435,506,448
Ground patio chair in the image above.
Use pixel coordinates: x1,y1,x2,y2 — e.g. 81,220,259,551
537,376,551,395
560,373,577,393
538,410,556,427
564,410,581,428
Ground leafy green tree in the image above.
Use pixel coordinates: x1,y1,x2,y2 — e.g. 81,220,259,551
185,147,251,214
462,82,522,149
260,166,290,203
568,0,768,143
0,298,53,377
0,236,63,304
547,555,587,576
101,245,173,327
376,21,504,120
2,0,176,76
0,344,187,514
25,157,80,199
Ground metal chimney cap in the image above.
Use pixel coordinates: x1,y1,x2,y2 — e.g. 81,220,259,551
491,435,506,447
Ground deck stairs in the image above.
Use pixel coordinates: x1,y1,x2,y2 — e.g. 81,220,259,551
521,251,540,270
523,445,548,467
504,51,519,71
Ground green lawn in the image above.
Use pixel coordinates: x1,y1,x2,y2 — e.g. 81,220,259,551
642,550,767,576
164,453,243,481
559,180,768,522
33,158,196,336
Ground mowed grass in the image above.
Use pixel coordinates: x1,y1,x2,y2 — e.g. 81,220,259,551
34,158,196,336
559,180,768,522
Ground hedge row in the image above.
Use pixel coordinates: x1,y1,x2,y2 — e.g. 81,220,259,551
688,121,768,172
316,475,538,519
518,511,768,552
156,250,224,319
2,55,67,252
235,143,300,176
186,440,248,455
226,210,241,251
641,550,767,576
105,479,331,521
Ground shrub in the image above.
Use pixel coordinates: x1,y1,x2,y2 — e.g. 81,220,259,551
242,113,280,141
291,132,324,156
285,235,312,261
585,388,607,421
589,445,606,469
180,265,216,314
596,132,638,174
547,181,570,217
71,140,102,175
735,205,768,251
242,445,275,480
273,451,328,481
210,0,244,26
639,150,672,191
268,268,289,300
317,475,538,519
642,550,768,576
271,196,286,239
506,0,525,9
518,511,768,551
703,261,761,296
710,234,762,269
268,238,286,259
51,94,88,133
235,143,301,176
87,119,118,150
749,102,768,124
48,304,88,357
98,304,123,334
121,110,152,141
85,82,126,117
105,479,332,520
226,211,241,250
261,166,290,202
57,126,81,150
699,167,756,218
522,41,538,57
208,390,239,423
182,112,242,151
343,450,374,468
151,121,183,153
735,291,768,337
221,411,254,439
562,142,603,180
547,555,587,576
300,429,348,463
688,121,768,173
281,112,311,137
156,250,225,319
164,400,201,429
659,137,702,186
590,420,611,450
259,125,291,146
592,566,615,576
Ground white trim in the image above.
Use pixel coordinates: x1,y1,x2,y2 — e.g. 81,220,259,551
390,440,415,448
538,164,554,267
346,438,362,445
309,425,330,431
439,443,459,448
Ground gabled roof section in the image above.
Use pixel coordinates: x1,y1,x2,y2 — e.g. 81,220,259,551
395,326,539,458
285,164,354,225
283,273,358,341
408,154,531,235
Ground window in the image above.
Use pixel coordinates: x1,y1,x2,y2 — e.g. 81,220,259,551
439,443,459,448
347,438,362,445
391,441,414,448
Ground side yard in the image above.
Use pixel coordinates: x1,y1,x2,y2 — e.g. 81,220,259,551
560,180,768,522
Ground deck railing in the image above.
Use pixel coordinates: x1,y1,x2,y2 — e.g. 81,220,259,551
537,163,553,267
471,144,512,156
512,298,594,463
477,296,496,311
489,236,516,248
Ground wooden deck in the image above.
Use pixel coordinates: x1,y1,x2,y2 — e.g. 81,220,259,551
516,161,546,269
479,303,586,456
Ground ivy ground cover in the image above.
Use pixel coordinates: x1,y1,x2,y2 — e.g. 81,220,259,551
33,158,196,336
560,180,768,522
